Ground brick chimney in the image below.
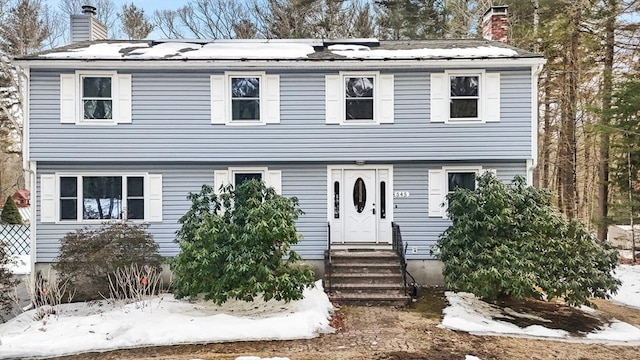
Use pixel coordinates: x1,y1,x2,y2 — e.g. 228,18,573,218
482,5,509,44
70,4,107,43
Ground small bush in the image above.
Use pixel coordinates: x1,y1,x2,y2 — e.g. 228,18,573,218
1,196,22,224
436,173,620,307
0,241,19,322
54,222,164,300
172,180,315,304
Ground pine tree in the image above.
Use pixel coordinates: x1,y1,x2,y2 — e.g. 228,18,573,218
0,0,50,56
1,196,22,224
118,3,154,40
375,0,447,40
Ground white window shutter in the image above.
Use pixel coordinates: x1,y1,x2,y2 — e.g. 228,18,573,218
117,74,132,124
483,73,500,122
430,73,447,123
60,74,76,124
214,170,229,194
325,75,341,124
265,75,280,124
40,174,56,223
211,75,226,124
267,170,282,195
146,174,163,222
428,169,445,217
378,74,394,123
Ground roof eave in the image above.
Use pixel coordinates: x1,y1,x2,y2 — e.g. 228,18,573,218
15,56,546,70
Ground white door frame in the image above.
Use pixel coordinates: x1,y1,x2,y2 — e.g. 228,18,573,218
327,164,393,245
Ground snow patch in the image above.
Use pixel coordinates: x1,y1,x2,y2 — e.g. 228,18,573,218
6,254,30,275
610,265,640,308
42,42,150,59
0,280,333,359
330,46,518,59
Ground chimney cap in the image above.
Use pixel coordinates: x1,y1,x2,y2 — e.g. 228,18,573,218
483,5,508,18
82,5,97,15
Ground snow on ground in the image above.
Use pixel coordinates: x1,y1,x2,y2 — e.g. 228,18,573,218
611,265,640,308
440,265,640,344
6,254,30,275
0,281,333,359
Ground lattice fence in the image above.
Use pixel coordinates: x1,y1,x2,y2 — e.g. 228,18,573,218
0,225,30,255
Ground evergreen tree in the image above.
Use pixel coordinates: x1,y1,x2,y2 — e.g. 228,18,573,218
118,3,154,40
1,196,22,224
0,0,49,56
375,0,447,40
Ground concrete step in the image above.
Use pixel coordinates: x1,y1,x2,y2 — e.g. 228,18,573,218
328,292,411,306
330,263,401,273
329,283,405,291
329,250,400,264
328,272,403,285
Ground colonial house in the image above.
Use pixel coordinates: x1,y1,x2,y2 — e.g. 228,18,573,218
16,6,544,303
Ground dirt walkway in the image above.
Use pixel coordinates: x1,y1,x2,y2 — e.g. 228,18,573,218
53,294,640,360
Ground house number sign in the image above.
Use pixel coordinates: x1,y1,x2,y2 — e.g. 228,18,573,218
394,191,410,198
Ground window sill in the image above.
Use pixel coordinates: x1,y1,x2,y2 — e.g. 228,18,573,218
75,120,119,126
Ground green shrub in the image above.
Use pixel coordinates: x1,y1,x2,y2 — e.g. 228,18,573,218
54,222,164,300
172,180,315,304
1,196,22,224
436,173,620,307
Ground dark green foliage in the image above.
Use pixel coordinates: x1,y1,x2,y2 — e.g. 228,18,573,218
172,180,315,304
0,240,19,322
436,173,620,307
375,0,447,40
1,196,22,224
54,222,164,300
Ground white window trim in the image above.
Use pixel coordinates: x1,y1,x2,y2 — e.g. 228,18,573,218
229,166,268,185
225,72,266,126
76,70,118,125
214,167,282,195
446,69,484,123
338,71,379,125
444,166,483,194
55,172,150,224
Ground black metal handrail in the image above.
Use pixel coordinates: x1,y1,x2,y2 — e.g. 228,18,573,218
392,222,418,299
325,222,332,293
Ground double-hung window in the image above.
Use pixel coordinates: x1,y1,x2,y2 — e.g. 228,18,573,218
325,72,394,125
60,71,132,125
449,75,479,120
81,75,113,121
211,72,280,125
430,70,500,123
40,173,163,223
345,76,374,121
231,76,261,121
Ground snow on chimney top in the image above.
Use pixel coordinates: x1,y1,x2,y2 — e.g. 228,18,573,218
482,5,509,44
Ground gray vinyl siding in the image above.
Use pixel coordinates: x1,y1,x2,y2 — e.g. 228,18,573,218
393,161,527,260
34,161,525,263
34,163,327,262
29,69,532,162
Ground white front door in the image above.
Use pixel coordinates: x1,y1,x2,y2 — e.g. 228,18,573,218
344,169,377,242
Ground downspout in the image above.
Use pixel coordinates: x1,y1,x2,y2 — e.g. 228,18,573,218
528,62,545,186
18,64,36,281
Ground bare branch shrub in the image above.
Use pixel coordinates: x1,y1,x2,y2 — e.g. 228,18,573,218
24,270,75,321
108,264,163,308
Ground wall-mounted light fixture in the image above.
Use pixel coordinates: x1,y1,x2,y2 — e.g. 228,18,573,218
355,160,365,165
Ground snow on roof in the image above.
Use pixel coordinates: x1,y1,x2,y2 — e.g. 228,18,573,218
41,40,316,60
31,39,534,62
328,44,519,59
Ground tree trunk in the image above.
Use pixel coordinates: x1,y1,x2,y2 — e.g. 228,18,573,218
597,0,615,241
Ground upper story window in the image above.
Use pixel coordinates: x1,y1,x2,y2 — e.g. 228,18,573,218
430,70,500,123
231,77,261,121
326,72,394,125
345,76,374,121
449,75,479,120
211,72,280,126
40,173,163,223
60,71,132,125
81,76,113,121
